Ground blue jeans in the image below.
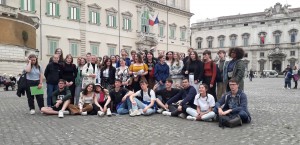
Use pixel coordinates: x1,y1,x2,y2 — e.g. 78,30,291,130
117,98,132,115
131,98,156,116
214,107,251,123
46,84,58,106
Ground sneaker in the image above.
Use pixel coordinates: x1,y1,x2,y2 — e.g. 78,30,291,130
81,111,87,116
129,109,133,115
130,110,141,117
63,110,70,115
138,109,144,115
58,110,64,118
288,87,291,89
178,113,187,119
186,115,196,121
162,111,171,116
157,108,164,114
97,111,105,117
106,108,112,116
30,109,35,115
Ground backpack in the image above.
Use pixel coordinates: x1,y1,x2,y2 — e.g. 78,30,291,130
218,114,242,128
140,89,151,100
211,62,222,82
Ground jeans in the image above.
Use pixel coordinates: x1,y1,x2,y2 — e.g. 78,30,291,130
117,98,133,115
46,83,58,106
186,108,215,121
131,98,156,115
284,80,291,88
217,82,226,101
26,80,44,110
74,83,82,105
214,107,251,123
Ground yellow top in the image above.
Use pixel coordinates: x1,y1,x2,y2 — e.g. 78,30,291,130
129,63,148,72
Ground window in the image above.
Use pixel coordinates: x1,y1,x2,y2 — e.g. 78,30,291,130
159,25,164,37
108,47,115,56
259,32,266,45
106,15,116,27
260,22,265,24
242,33,250,47
70,42,78,56
91,45,99,56
170,28,175,39
275,20,280,23
0,0,5,5
68,6,80,21
289,29,298,43
46,1,59,17
180,26,187,41
21,0,35,12
48,39,58,55
196,37,202,49
290,51,295,56
207,36,214,48
291,19,296,21
260,52,264,57
218,35,225,48
89,11,100,25
273,30,282,44
230,34,237,47
141,10,149,33
244,23,248,26
123,18,131,31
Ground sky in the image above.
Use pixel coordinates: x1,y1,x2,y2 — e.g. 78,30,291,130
190,0,300,23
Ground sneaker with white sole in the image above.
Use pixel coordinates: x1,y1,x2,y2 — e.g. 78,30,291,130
63,110,70,115
157,108,164,114
81,111,87,116
162,111,171,116
130,110,141,117
97,111,105,117
58,110,64,118
138,109,144,115
186,115,196,121
30,109,35,115
106,108,112,116
178,113,187,119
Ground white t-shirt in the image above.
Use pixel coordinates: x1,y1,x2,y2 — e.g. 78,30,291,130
193,94,215,112
135,89,156,102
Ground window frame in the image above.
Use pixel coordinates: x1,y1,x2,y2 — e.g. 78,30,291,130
46,1,60,17
21,0,35,12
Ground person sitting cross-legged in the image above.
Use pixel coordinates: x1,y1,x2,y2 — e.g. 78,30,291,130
214,78,251,124
41,79,71,118
129,80,156,116
186,83,216,121
162,77,197,119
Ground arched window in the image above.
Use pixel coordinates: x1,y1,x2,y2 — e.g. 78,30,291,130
206,36,214,48
258,32,267,45
218,35,225,48
195,37,203,49
230,34,237,47
273,30,282,44
242,33,250,47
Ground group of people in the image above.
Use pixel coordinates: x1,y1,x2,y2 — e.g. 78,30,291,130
22,47,251,127
283,65,299,89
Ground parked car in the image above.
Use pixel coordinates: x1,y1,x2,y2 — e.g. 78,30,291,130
263,70,279,78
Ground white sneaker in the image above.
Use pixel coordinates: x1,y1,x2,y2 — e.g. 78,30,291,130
138,109,144,115
162,111,171,116
97,111,105,117
106,108,112,116
30,109,35,115
63,110,70,115
81,111,87,116
130,110,141,117
157,108,164,114
58,110,64,118
187,115,196,121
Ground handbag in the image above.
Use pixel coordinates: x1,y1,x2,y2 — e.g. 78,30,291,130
293,74,299,81
219,114,242,128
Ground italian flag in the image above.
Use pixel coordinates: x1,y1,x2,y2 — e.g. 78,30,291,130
149,14,159,26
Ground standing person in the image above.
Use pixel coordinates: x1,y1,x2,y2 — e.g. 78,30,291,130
182,51,204,93
249,69,254,82
170,52,184,87
100,58,116,90
223,47,245,92
183,48,194,64
166,51,174,68
68,84,95,115
202,50,217,101
44,54,61,107
49,48,64,65
74,58,87,105
130,50,137,64
162,78,197,118
41,79,71,118
92,84,112,116
214,79,251,125
116,49,131,67
154,55,170,91
129,80,156,116
292,66,299,89
145,52,157,89
129,53,148,92
216,50,227,100
110,55,117,68
109,79,134,114
24,54,44,114
284,68,293,89
116,58,130,88
59,54,77,104
186,83,216,121
82,54,98,89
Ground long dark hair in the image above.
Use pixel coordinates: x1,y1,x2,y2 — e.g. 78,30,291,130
55,48,64,61
28,54,40,69
187,51,199,64
82,83,95,95
64,54,73,64
102,58,113,70
166,51,174,61
145,52,155,64
135,53,143,63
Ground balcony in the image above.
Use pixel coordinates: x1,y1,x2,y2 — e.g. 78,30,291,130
0,4,18,18
251,42,300,49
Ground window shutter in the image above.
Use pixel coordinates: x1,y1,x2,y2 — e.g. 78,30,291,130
96,12,100,25
128,19,131,30
46,2,50,15
20,0,24,10
107,15,109,26
31,0,35,12
113,16,116,27
76,7,80,21
89,11,92,23
68,6,71,19
56,3,59,16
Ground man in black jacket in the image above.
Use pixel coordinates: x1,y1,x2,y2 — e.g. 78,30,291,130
44,54,61,107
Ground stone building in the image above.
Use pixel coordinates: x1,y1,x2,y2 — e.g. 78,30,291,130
1,0,192,70
191,3,300,73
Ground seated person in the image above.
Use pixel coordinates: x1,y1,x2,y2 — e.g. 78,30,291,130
109,79,134,115
186,84,216,121
41,79,71,118
154,78,180,113
162,78,197,119
214,79,251,124
129,80,156,116
92,84,112,116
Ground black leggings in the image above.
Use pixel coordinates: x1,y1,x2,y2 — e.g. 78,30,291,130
203,76,217,101
25,80,44,110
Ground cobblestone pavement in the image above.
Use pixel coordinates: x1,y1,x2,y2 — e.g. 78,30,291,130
0,78,299,145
